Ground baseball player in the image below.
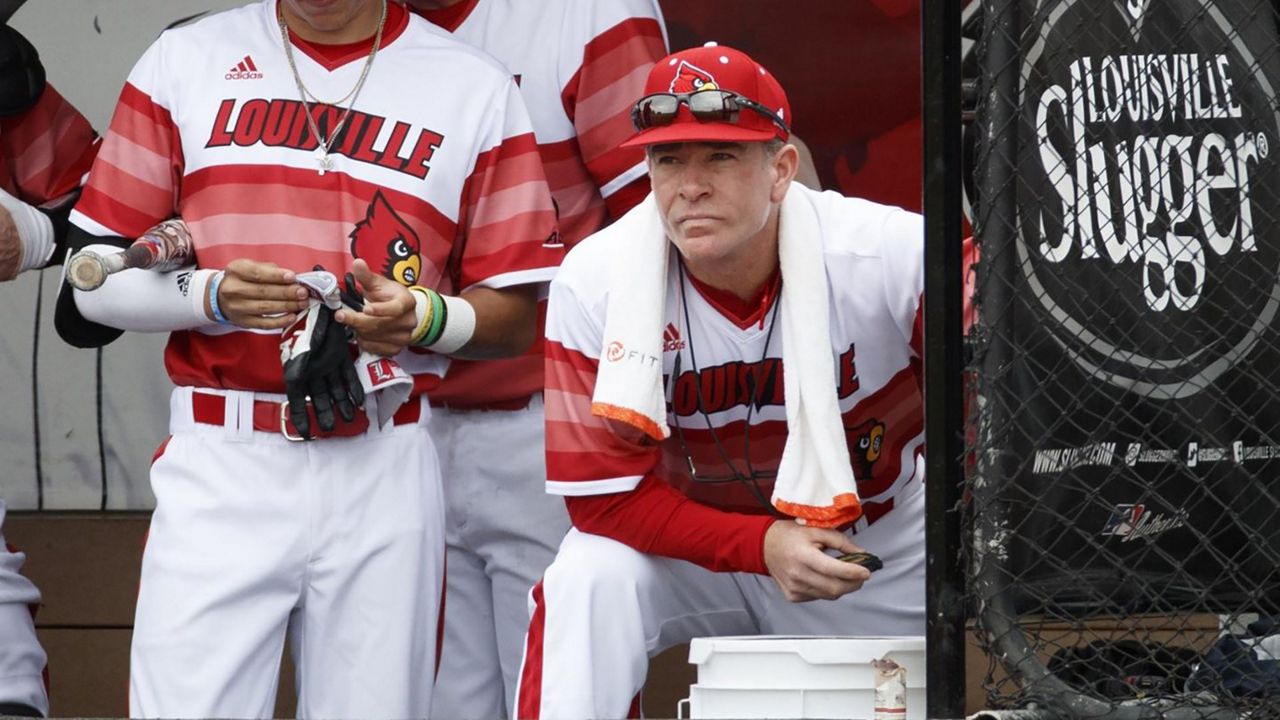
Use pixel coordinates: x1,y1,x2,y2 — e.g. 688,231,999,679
401,2,667,718
0,24,100,718
515,44,926,719
52,1,560,717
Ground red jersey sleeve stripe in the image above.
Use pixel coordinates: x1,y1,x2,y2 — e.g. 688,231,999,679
1,85,99,204
462,208,558,260
562,18,664,197
546,338,599,374
465,180,556,243
603,177,649,220
91,145,173,204
457,244,559,290
545,340,660,488
455,131,560,288
8,118,92,200
576,119,643,178
77,83,181,236
114,83,178,159
76,185,169,239
578,16,665,62
463,133,547,195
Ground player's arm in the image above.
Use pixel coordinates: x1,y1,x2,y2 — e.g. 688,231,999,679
51,34,189,348
879,209,926,360
561,0,668,219
339,75,560,358
0,28,100,280
336,258,537,359
540,272,773,574
0,188,57,281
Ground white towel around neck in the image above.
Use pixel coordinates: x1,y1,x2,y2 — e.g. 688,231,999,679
590,184,862,527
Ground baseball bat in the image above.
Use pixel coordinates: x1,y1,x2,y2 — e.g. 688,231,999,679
66,218,194,291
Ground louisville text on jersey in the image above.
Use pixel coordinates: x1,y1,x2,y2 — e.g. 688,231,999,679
206,98,445,179
669,343,859,416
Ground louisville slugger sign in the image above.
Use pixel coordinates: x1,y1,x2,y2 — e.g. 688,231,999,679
1017,0,1280,398
988,0,1280,613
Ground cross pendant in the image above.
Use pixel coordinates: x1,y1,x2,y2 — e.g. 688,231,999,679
314,146,333,176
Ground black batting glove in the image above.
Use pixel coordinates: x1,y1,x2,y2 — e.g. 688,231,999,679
281,302,366,439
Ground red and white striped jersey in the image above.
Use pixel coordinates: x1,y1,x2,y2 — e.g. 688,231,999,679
415,0,668,406
70,0,561,395
1,84,98,206
545,187,925,525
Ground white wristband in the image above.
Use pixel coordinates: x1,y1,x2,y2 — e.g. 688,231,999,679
0,187,55,273
431,293,477,355
188,269,219,324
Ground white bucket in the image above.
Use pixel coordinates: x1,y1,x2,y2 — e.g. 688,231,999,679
678,636,926,720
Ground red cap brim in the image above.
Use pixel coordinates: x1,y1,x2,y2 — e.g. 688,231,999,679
620,121,781,149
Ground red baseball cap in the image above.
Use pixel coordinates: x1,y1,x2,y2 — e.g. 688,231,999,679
621,42,791,148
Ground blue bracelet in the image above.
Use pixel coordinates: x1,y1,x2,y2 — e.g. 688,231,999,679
208,270,231,325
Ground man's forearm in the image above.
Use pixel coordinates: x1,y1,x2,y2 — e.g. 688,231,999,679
54,226,215,347
450,283,539,360
565,473,776,574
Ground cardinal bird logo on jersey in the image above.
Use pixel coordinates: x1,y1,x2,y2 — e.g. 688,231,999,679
350,191,422,286
669,60,718,94
849,418,886,479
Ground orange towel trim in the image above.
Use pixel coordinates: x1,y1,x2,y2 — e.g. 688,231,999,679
591,402,666,442
773,492,863,529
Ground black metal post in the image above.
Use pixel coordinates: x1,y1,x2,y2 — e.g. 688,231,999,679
922,0,967,718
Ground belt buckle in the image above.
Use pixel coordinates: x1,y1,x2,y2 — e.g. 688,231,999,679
279,401,308,442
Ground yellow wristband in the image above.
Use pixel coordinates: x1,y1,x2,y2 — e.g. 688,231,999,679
407,286,434,345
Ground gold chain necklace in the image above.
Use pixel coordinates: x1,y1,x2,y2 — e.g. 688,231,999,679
278,0,387,175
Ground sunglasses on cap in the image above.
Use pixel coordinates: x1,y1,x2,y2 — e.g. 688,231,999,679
630,90,790,135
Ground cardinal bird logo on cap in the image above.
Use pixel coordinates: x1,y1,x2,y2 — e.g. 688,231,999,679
669,60,718,94
350,191,422,286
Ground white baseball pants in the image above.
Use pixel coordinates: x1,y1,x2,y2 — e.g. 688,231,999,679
429,395,572,720
0,501,47,716
515,485,926,720
130,387,445,719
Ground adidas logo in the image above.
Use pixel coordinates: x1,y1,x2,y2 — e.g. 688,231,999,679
225,55,263,80
662,323,685,352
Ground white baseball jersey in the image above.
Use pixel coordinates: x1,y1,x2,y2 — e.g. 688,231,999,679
411,3,668,718
424,0,667,406
71,0,562,396
520,185,927,719
545,185,925,533
68,2,559,717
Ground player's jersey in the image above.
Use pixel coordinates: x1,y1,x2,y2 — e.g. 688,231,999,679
416,0,667,406
71,0,560,395
545,186,925,526
1,84,98,206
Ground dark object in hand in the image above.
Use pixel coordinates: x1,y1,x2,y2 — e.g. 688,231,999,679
835,551,884,573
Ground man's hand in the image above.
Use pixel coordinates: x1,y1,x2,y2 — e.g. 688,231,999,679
0,204,19,281
213,258,310,329
763,521,872,602
334,259,416,356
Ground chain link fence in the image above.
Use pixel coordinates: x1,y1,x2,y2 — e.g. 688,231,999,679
966,0,1280,717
